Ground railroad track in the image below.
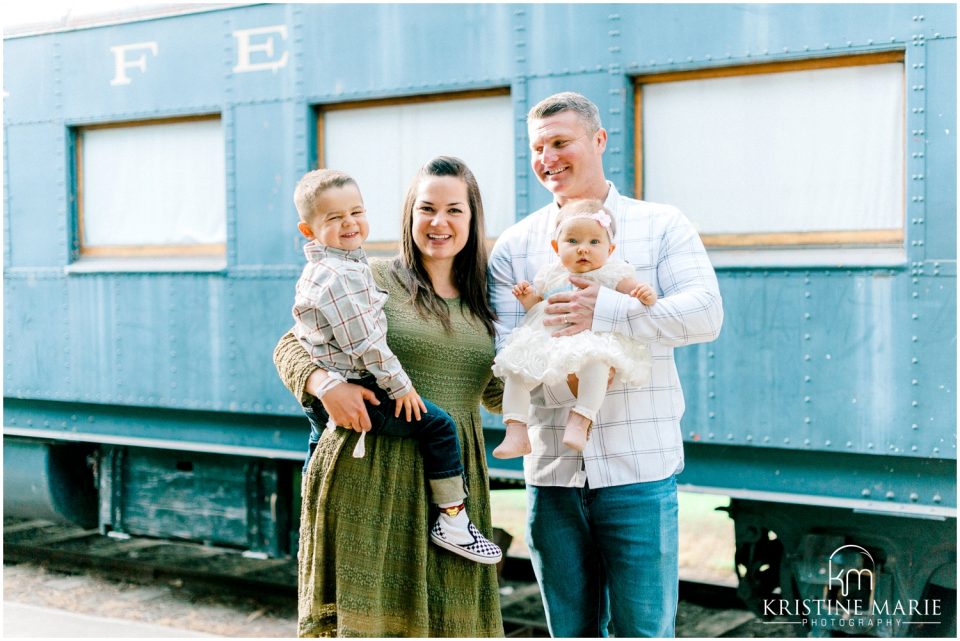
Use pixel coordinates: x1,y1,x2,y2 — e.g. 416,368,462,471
4,518,793,638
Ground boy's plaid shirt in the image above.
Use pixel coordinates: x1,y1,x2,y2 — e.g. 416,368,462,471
292,242,412,399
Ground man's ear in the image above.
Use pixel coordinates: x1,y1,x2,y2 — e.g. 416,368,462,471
551,239,559,255
297,221,315,240
595,127,608,154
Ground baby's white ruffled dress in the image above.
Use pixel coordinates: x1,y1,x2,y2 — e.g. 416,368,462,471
493,258,652,388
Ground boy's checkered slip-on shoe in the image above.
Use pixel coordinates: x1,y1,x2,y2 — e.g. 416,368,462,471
430,519,503,565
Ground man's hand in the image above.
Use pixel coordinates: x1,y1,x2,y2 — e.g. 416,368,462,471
317,380,379,432
395,389,428,422
544,276,600,337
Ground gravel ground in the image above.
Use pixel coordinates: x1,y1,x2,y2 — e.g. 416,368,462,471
5,558,803,638
3,559,297,637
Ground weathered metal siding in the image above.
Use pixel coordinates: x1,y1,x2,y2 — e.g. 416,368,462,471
3,5,956,513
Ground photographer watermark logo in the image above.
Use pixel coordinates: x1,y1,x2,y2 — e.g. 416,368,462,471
828,544,874,598
763,544,942,631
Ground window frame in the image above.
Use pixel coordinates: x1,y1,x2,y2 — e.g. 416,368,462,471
633,50,906,250
315,87,512,254
73,113,227,259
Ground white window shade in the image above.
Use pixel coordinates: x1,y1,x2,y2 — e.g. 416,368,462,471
323,94,515,242
642,62,904,244
81,118,226,252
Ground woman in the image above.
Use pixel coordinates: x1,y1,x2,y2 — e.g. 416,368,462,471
273,156,504,637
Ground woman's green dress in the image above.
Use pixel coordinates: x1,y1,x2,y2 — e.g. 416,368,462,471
274,259,504,637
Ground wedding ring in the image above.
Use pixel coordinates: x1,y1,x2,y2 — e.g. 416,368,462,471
563,314,569,324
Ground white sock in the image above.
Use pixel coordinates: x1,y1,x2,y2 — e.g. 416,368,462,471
437,509,473,545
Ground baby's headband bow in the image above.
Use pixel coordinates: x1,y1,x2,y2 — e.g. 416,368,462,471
555,210,614,242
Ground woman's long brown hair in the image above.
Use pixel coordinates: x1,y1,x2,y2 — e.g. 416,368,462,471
390,156,496,336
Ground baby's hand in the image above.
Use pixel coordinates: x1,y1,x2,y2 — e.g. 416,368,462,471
512,281,532,299
395,389,428,422
630,283,658,306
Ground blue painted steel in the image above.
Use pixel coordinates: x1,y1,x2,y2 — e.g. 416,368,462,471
924,37,957,261
2,5,956,517
3,438,97,526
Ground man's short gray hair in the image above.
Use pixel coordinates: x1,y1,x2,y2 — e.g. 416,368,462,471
527,92,602,134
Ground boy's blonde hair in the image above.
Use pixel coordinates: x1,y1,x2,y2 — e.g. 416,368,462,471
554,198,616,239
293,169,357,222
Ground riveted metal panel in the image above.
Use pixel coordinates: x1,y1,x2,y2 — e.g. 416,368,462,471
2,37,60,124
233,101,304,267
56,12,228,121
682,443,955,512
5,124,69,267
695,265,957,463
911,274,957,457
803,271,908,455
524,4,618,75
163,274,229,410
221,274,299,414
679,272,806,447
64,275,119,402
616,3,919,71
4,399,307,456
299,3,514,102
4,275,70,399
923,37,957,261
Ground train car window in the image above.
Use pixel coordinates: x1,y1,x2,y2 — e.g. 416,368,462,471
319,90,514,247
75,115,226,262
636,52,905,251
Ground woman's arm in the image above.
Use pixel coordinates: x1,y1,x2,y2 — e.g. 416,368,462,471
481,374,504,415
273,331,322,405
272,331,378,430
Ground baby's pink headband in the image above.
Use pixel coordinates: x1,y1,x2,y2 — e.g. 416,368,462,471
554,210,614,242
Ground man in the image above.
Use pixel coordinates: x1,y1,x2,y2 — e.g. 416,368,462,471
488,92,724,637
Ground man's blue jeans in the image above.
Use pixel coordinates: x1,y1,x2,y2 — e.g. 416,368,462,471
527,476,679,637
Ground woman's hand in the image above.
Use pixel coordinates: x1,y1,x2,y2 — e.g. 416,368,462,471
395,389,428,421
319,381,379,432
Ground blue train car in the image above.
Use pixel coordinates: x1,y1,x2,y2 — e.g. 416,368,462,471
4,3,955,635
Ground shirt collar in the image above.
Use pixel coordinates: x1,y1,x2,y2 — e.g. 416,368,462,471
303,240,367,263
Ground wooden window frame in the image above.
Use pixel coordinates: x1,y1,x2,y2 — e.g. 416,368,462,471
633,51,906,249
75,113,226,258
315,88,511,254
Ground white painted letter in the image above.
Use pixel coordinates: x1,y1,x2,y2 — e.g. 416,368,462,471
110,41,158,86
233,26,289,73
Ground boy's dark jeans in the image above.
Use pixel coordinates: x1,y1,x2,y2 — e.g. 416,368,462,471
302,376,464,483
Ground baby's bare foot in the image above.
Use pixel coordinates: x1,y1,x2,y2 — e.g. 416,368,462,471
493,421,532,459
